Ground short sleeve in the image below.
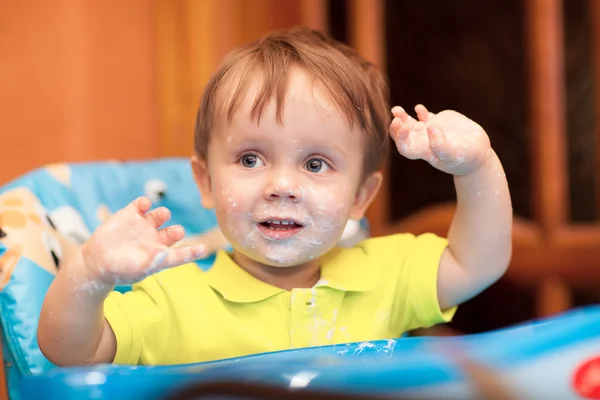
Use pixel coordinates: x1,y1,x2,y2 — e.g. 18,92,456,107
387,233,457,333
103,276,172,365
403,233,456,330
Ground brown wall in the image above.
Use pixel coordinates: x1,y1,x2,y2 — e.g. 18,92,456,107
0,1,325,185
0,1,160,185
155,0,326,157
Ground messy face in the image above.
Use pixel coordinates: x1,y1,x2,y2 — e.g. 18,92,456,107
199,69,370,268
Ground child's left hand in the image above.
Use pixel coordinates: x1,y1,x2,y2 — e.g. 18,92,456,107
389,104,491,176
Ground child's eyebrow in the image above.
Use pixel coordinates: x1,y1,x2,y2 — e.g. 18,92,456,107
300,141,348,157
227,134,349,158
223,134,260,147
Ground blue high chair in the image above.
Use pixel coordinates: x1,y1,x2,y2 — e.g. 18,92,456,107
0,158,599,400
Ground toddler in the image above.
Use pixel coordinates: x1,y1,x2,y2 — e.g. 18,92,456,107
38,27,512,366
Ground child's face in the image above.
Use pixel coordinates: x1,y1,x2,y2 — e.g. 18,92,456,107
193,69,381,268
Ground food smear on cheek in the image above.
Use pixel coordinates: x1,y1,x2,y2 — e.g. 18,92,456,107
216,181,351,266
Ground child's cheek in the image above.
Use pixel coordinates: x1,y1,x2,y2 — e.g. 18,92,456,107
213,184,249,242
307,185,351,214
304,186,350,239
214,181,245,213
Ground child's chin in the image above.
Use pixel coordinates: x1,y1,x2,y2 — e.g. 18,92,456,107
267,261,311,268
236,242,333,268
259,250,324,268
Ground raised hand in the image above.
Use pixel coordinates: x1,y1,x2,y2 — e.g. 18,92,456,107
389,104,492,176
81,196,206,286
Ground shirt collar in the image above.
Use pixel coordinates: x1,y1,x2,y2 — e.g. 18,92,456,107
318,245,377,292
205,246,377,304
204,252,284,303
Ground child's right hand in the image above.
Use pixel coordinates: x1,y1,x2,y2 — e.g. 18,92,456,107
80,196,207,286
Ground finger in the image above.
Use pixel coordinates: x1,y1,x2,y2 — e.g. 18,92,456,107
427,125,449,160
393,124,423,160
160,244,209,269
415,104,435,122
390,117,418,140
144,206,171,229
129,196,152,215
393,123,411,145
157,225,185,247
389,118,409,142
173,236,206,249
391,106,412,123
389,116,403,136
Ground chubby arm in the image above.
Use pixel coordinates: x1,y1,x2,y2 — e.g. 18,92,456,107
440,150,512,309
38,249,116,366
390,105,512,311
37,197,206,366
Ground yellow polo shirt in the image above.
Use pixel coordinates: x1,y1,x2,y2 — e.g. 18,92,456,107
103,233,456,365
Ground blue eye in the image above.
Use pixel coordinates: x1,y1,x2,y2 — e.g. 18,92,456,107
305,158,330,173
240,153,264,168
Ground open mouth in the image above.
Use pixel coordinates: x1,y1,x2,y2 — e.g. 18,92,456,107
256,218,305,240
259,219,304,230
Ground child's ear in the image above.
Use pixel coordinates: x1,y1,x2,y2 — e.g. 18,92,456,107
349,172,383,220
190,155,215,209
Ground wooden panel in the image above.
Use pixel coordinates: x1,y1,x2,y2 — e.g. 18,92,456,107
155,0,191,157
185,0,220,156
0,1,159,185
590,0,600,216
385,202,600,288
347,0,388,237
525,0,568,234
507,245,600,287
536,276,572,317
155,0,327,158
213,0,244,62
268,0,302,32
301,0,329,33
385,204,543,246
524,0,571,315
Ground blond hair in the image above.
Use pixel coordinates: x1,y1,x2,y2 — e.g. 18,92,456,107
194,27,390,178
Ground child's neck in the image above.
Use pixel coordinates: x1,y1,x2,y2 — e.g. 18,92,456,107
231,251,321,291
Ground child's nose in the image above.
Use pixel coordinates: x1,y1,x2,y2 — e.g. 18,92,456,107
264,175,303,202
